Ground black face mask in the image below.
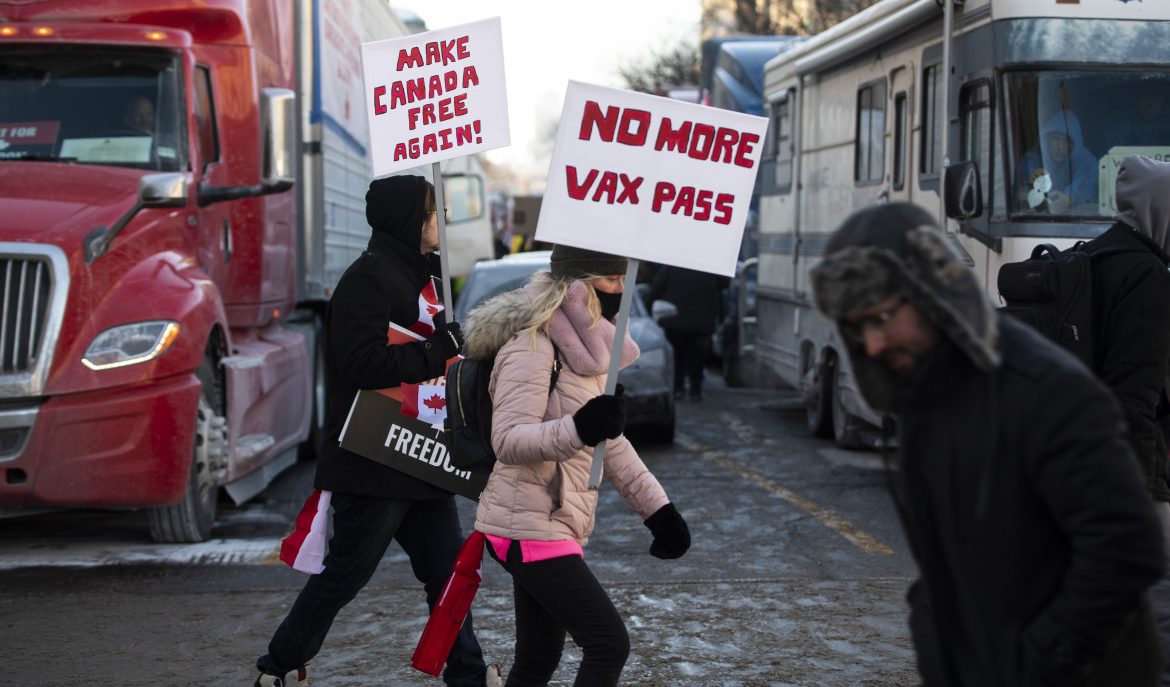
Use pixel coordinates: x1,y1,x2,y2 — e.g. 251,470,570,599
596,290,623,321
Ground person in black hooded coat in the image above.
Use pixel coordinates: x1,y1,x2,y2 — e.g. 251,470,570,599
811,203,1164,687
254,176,499,687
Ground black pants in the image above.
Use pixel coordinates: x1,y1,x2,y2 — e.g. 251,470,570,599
258,493,486,686
488,541,629,687
666,329,710,395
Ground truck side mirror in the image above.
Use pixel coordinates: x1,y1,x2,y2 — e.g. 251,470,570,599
260,88,295,191
944,160,983,220
138,173,188,208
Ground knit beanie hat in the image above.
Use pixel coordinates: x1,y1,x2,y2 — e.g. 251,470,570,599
549,245,628,280
365,175,432,251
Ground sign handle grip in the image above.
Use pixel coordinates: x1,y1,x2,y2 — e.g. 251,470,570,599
588,257,640,490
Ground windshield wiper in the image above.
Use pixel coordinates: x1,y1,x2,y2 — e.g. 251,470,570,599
0,153,77,163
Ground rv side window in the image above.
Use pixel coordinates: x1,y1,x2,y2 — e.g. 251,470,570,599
854,79,887,185
772,97,793,193
193,66,219,172
960,81,993,213
921,63,942,178
893,92,908,191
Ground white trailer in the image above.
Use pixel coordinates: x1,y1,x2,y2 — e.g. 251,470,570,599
746,0,1170,447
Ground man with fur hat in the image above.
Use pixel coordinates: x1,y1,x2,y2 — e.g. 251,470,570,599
1084,155,1170,684
254,175,500,687
810,202,1164,686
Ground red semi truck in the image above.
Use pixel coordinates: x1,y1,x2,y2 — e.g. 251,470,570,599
0,1,488,542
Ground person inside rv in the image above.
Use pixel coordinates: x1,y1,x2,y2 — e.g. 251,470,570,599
1021,110,1099,214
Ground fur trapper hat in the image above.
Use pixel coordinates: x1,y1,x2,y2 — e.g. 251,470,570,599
809,203,999,412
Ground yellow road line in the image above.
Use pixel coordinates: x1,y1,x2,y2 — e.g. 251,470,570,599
676,435,894,556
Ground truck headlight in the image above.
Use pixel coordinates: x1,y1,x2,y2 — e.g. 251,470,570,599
82,321,180,370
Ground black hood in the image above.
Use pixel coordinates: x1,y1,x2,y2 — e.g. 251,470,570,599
365,174,432,252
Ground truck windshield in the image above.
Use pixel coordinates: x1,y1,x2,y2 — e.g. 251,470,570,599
0,48,185,171
1005,70,1170,220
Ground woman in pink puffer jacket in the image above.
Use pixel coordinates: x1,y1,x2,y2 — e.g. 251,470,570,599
464,245,691,687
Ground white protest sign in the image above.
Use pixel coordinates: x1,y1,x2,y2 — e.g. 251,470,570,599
537,81,768,277
360,18,510,177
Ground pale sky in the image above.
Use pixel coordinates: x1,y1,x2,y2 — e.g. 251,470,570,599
396,1,702,190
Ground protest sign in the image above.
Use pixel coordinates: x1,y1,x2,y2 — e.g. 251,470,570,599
1098,146,1170,215
536,81,768,277
339,390,489,500
361,17,510,177
338,322,488,499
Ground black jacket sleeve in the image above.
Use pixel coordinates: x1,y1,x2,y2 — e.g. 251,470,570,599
1097,260,1170,495
1021,364,1164,676
328,269,448,388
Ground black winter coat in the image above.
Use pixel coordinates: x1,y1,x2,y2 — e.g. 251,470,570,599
896,315,1164,687
314,231,452,499
645,265,729,334
1085,223,1170,501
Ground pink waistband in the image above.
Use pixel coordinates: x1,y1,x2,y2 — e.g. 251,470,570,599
483,533,584,563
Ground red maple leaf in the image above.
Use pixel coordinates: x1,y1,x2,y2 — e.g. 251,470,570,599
425,304,440,317
422,394,446,411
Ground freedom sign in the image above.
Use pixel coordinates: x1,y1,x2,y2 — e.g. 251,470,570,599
361,18,510,177
536,81,768,277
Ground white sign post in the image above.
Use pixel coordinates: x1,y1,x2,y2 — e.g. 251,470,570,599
536,82,768,487
361,17,510,314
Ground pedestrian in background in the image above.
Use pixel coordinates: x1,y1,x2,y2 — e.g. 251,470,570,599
644,264,728,401
253,176,500,687
1087,155,1170,685
462,245,691,687
811,203,1164,686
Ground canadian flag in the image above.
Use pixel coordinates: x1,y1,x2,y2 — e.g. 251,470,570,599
279,489,331,574
408,279,443,337
402,382,448,428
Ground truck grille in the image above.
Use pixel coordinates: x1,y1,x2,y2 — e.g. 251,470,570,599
0,257,52,373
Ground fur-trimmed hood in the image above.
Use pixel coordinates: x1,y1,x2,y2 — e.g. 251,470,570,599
463,288,533,361
462,276,638,375
810,203,999,413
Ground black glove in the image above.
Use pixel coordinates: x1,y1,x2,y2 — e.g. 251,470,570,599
644,503,690,560
572,385,626,446
426,322,463,358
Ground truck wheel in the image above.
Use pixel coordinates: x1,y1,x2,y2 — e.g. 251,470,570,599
148,357,227,543
803,358,833,439
299,314,327,461
831,364,867,450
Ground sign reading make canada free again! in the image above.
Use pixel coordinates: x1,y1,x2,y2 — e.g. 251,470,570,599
360,17,510,177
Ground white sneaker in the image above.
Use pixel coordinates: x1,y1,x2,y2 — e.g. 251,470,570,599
485,664,503,687
254,666,308,687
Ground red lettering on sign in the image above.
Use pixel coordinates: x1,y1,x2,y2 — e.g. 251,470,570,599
651,181,736,225
374,86,387,115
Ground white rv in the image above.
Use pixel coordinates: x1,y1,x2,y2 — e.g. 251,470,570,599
744,0,1170,446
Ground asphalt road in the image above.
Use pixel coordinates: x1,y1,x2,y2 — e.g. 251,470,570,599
0,377,920,687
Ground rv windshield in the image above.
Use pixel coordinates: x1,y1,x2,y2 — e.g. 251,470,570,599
0,48,185,171
1005,71,1170,219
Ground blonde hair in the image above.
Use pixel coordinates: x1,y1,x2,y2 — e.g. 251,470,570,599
520,270,604,345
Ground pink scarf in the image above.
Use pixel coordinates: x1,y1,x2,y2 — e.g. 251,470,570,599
534,279,638,376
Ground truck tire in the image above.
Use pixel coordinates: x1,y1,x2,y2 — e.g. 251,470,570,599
148,356,226,543
831,364,868,450
803,358,833,439
299,314,327,461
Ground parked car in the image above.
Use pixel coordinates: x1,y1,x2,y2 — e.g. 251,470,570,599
454,251,676,443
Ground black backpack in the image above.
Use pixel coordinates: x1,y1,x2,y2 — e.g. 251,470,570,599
997,241,1127,366
444,343,561,470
